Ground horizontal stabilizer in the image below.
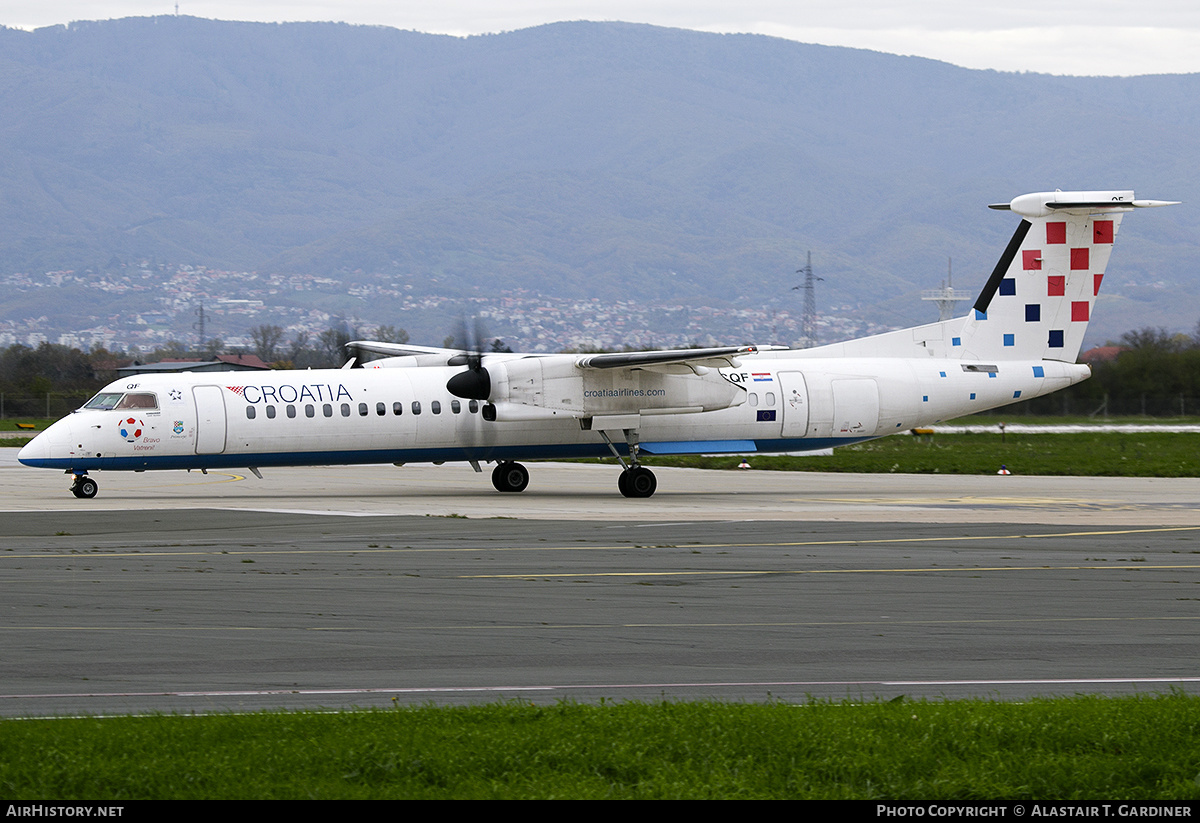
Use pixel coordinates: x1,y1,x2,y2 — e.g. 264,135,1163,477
988,190,1179,218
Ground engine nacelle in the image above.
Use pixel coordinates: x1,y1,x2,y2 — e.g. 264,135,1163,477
490,357,744,416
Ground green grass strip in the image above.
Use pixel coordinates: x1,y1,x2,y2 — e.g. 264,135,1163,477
3,695,1200,799
642,431,1200,477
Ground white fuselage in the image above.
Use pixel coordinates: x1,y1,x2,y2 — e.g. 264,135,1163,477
18,352,1088,474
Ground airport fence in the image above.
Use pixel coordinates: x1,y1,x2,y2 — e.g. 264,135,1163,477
971,392,1200,418
0,393,92,419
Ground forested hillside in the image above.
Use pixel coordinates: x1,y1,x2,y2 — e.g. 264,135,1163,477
1,16,1197,340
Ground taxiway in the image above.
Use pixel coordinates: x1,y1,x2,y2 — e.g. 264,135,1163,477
2,459,1198,714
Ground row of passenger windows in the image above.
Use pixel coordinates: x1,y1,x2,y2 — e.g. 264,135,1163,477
747,392,776,407
245,399,479,420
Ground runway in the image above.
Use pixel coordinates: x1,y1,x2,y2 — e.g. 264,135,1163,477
3,453,1200,525
2,457,1199,714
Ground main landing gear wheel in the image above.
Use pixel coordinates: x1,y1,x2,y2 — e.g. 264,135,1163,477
71,476,98,499
491,461,529,493
619,466,657,498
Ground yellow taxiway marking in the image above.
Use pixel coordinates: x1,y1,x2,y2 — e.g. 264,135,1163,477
157,472,245,487
4,524,1200,560
5,615,1200,633
463,563,1200,579
798,495,1141,509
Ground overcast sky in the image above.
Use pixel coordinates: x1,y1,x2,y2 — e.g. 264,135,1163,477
2,1,1198,76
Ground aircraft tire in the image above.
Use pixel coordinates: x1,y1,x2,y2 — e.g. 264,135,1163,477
620,467,657,498
492,462,529,493
73,477,98,499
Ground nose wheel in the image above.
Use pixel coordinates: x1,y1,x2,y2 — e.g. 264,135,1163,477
491,461,529,493
70,475,98,499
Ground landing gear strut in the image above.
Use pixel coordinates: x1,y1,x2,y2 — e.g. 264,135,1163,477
491,461,529,493
598,427,658,498
70,474,98,499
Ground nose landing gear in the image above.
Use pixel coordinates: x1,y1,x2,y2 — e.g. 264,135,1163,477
70,474,98,499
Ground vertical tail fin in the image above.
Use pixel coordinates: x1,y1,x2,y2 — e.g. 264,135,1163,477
958,190,1176,363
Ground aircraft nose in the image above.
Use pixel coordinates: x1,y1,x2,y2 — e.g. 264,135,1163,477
17,432,51,466
17,416,81,468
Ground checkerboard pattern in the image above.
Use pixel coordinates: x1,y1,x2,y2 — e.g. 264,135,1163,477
960,212,1123,362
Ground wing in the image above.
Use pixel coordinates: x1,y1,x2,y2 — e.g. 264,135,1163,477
574,345,776,371
346,341,461,359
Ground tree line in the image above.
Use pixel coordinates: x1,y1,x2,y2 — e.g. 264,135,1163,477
984,327,1200,417
5,325,1200,419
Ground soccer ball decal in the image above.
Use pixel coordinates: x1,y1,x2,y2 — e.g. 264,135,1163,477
119,417,144,442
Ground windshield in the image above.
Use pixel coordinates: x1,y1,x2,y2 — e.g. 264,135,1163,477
82,392,159,411
83,392,124,410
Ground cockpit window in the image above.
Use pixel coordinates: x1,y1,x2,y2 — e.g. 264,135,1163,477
115,393,159,410
83,392,125,410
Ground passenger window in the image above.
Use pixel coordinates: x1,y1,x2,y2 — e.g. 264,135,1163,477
393,402,403,415
412,401,421,415
246,406,256,419
305,404,315,418
766,392,776,405
341,403,350,417
451,400,461,414
376,402,386,416
431,401,441,414
323,404,332,417
469,400,479,413
749,393,759,407
287,404,296,418
359,403,368,416
266,405,276,419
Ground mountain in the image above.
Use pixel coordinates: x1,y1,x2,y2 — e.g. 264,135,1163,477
1,16,1198,343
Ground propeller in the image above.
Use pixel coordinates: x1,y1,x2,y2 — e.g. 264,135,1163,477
445,317,492,401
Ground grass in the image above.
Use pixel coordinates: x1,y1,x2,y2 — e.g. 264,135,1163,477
0,418,46,447
637,431,1200,477
2,695,1199,799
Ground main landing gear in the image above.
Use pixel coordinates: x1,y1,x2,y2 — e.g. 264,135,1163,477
598,427,658,498
491,423,660,498
617,465,657,498
69,474,98,499
491,461,529,493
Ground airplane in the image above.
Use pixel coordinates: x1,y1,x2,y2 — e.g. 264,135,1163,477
18,189,1178,499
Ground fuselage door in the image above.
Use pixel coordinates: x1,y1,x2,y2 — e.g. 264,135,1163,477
777,371,810,437
192,386,227,455
831,378,880,436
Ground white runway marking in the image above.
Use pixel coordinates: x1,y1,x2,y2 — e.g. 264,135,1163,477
6,676,1200,703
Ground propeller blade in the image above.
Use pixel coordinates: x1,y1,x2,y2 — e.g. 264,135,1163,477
445,314,493,400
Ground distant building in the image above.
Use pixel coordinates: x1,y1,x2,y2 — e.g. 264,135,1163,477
116,354,272,378
1079,346,1127,364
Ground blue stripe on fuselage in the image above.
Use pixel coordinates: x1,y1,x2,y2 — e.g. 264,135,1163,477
18,437,871,472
